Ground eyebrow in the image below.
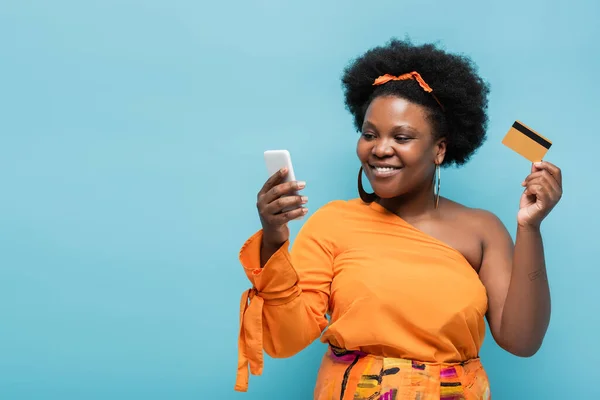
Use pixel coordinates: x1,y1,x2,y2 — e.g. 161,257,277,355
362,120,420,135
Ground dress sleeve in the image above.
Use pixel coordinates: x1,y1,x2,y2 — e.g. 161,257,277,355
234,205,336,392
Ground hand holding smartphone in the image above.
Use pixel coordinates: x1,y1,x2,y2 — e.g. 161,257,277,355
256,150,308,251
263,150,303,212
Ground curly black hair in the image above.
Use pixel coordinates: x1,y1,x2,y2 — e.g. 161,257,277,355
341,38,490,166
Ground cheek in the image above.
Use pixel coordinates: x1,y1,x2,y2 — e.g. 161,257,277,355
397,143,425,164
356,139,370,161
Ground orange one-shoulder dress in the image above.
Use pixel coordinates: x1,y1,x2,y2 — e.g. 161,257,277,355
235,199,491,400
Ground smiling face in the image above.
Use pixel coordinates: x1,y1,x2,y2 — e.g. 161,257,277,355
356,95,446,200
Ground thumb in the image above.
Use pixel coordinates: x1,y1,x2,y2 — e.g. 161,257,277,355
531,160,545,173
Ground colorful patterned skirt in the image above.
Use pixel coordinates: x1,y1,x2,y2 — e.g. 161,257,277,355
314,346,491,400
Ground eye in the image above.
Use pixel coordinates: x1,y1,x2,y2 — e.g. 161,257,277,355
361,132,376,140
395,136,411,143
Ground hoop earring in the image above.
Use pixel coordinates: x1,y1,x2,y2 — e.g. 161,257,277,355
433,164,441,209
358,166,377,203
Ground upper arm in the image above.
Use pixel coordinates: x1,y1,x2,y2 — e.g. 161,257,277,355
476,210,514,342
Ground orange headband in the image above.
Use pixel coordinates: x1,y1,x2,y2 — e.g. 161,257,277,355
373,71,444,111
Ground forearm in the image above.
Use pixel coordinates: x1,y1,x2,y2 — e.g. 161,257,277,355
500,226,551,356
260,241,280,268
242,237,327,359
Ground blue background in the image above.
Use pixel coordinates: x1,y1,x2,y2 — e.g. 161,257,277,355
1,0,598,398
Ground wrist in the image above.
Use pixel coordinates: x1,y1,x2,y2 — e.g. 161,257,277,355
517,222,542,234
261,240,283,253
259,236,284,269
261,232,285,252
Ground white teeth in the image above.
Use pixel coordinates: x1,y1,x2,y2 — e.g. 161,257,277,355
374,167,398,172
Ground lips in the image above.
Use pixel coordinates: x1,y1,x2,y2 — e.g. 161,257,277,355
369,164,402,178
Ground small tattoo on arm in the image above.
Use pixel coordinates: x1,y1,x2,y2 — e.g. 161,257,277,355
528,269,548,282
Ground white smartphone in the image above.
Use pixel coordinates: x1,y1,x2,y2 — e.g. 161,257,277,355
263,150,304,218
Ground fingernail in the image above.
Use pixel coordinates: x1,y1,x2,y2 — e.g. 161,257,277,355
301,196,308,203
297,181,306,189
521,181,526,186
302,208,308,214
280,167,288,173
534,162,542,166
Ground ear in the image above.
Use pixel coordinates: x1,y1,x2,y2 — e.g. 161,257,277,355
434,137,447,165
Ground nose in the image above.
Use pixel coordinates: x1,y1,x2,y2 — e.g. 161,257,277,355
372,138,394,158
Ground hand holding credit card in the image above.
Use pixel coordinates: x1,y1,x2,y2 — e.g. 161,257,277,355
501,120,563,228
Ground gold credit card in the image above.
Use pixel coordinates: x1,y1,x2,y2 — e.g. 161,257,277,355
502,121,552,162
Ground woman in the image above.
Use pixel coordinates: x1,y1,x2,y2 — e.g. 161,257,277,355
234,39,562,399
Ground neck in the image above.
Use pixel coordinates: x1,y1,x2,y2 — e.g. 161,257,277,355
376,180,438,221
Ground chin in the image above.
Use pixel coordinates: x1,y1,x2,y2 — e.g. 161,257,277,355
371,187,402,199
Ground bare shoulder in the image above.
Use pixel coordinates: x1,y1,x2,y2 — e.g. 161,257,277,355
441,198,511,240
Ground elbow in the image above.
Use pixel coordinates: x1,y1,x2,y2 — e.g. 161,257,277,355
263,333,316,359
265,346,301,359
263,324,323,359
495,317,550,358
506,345,540,358
264,338,305,358
497,337,544,358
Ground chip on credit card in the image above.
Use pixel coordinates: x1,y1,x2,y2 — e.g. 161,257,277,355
502,121,552,162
